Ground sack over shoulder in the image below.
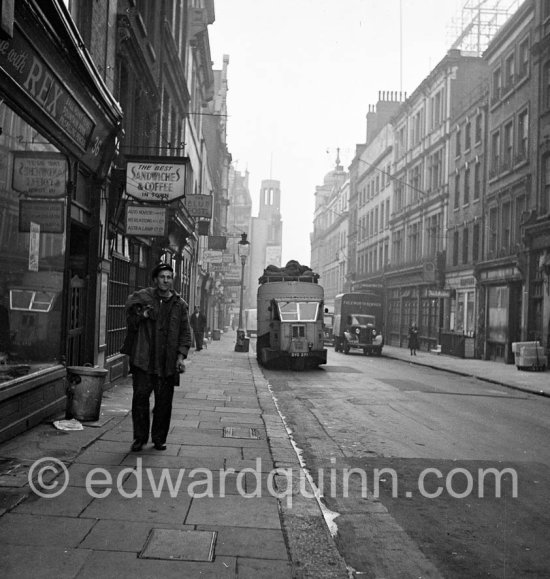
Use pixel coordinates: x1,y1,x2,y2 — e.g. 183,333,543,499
120,329,135,356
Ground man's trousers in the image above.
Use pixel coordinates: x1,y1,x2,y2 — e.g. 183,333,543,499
193,330,204,350
131,368,175,445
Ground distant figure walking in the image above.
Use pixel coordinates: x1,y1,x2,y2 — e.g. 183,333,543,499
190,306,207,351
408,323,419,356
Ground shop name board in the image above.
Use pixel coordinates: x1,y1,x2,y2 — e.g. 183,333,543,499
19,200,65,233
185,194,212,218
125,204,167,237
12,152,67,197
427,290,451,298
343,300,381,308
126,161,186,202
0,34,95,151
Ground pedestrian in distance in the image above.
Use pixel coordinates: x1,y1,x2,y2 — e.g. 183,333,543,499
408,322,419,356
122,262,191,452
190,305,207,351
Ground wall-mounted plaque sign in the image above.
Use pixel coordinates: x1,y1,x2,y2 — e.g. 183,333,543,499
12,152,67,197
125,204,167,237
19,200,65,233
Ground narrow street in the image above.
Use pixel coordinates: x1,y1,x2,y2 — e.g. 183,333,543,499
261,346,550,578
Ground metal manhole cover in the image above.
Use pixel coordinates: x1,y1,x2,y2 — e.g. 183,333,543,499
223,426,261,439
140,529,216,561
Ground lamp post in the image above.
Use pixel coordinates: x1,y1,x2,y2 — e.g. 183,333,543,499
235,233,250,352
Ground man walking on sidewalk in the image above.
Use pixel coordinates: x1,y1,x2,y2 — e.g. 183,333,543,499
123,262,191,451
190,305,207,350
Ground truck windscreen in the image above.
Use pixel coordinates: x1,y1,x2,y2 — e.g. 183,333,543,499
277,301,319,322
350,314,376,326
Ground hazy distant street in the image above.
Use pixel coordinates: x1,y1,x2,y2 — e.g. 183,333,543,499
261,347,550,578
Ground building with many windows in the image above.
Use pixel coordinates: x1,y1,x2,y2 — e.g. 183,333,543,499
0,0,122,441
310,153,348,310
478,0,534,362
386,50,489,351
445,85,489,358
525,0,550,355
0,0,230,442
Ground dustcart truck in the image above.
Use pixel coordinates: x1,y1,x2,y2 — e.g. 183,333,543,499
256,261,327,370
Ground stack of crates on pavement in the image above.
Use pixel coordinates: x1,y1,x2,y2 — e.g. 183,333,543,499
512,341,547,371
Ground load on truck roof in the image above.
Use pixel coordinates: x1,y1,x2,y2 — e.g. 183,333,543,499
258,260,319,284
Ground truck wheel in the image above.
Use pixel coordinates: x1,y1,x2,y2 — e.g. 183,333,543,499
344,340,350,354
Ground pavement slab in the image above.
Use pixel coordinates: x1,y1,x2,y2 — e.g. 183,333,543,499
80,519,193,552
74,550,236,579
236,557,293,578
13,486,94,517
80,488,193,523
186,495,282,529
206,525,289,560
1,544,91,579
0,513,95,547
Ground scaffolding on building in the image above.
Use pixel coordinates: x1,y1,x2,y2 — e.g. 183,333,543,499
447,0,522,56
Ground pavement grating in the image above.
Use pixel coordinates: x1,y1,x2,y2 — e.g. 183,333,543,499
223,426,261,439
140,528,217,562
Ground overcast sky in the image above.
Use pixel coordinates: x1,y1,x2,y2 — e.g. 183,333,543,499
209,0,465,266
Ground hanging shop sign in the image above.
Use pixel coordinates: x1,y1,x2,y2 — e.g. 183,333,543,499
19,199,65,233
126,157,187,203
12,152,67,197
125,204,167,237
185,194,213,218
198,220,210,236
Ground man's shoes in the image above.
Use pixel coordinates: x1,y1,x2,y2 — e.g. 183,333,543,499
131,440,144,452
153,443,167,451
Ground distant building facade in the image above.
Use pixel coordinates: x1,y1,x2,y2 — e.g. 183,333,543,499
310,153,348,310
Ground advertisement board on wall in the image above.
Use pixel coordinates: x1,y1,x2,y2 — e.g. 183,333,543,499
125,204,167,237
12,152,68,198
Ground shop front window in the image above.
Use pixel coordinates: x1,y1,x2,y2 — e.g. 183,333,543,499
0,103,66,384
456,290,476,336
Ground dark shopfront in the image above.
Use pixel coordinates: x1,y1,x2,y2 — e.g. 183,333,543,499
385,273,444,352
476,263,523,364
0,2,122,442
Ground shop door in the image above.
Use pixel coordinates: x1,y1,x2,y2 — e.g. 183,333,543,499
66,224,90,366
67,275,86,366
